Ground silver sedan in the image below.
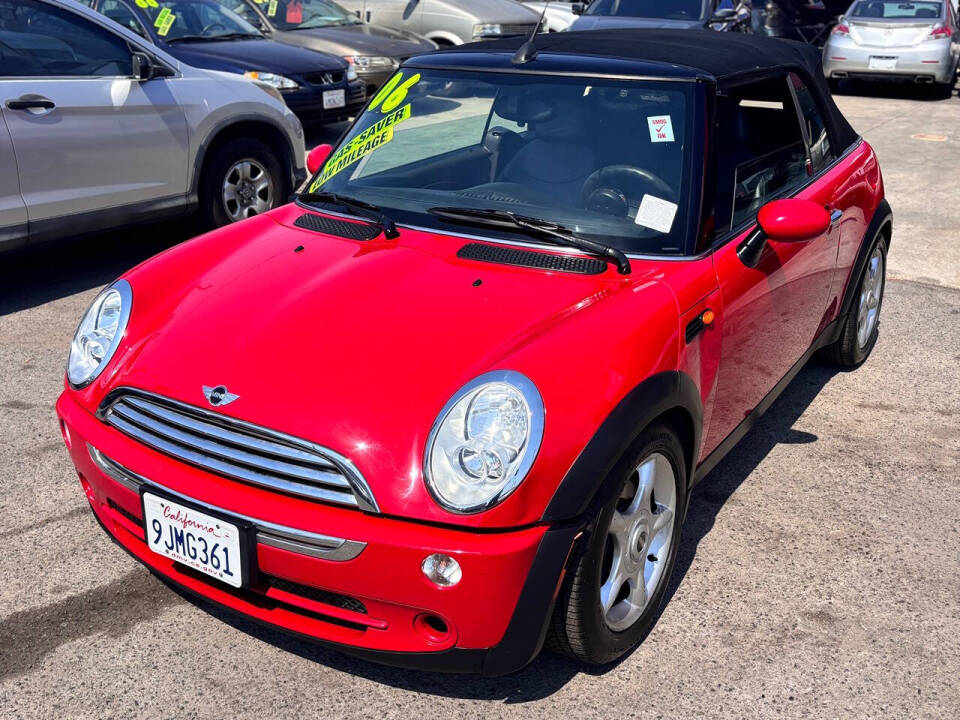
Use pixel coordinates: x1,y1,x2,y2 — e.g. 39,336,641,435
823,0,959,96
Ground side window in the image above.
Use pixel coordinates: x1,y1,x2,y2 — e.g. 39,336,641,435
714,76,808,232
0,0,132,77
788,72,835,174
99,0,148,39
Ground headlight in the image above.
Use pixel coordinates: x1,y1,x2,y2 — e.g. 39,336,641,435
345,55,396,70
243,71,299,91
67,280,132,388
424,371,544,514
346,64,358,81
473,23,502,38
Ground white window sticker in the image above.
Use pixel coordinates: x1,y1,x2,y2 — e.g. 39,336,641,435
647,115,675,143
635,195,678,233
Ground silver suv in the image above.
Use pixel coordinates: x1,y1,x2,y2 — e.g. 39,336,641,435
0,0,306,252
336,0,544,46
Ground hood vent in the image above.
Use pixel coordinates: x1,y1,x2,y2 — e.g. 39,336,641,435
457,242,606,275
294,213,380,241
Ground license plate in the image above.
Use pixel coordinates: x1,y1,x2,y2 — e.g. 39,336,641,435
869,56,897,70
142,492,244,588
323,89,346,109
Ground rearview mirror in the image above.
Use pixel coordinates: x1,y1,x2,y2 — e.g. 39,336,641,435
737,198,831,267
307,144,333,175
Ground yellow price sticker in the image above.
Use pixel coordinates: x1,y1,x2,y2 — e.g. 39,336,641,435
157,13,176,36
267,0,278,16
153,7,170,26
135,0,159,7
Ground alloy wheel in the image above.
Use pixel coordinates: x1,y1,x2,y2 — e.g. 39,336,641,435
600,452,677,632
222,158,274,222
857,245,884,349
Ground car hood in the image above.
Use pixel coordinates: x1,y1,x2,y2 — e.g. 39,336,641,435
111,207,673,525
570,15,706,30
436,0,542,22
274,24,435,57
163,38,346,74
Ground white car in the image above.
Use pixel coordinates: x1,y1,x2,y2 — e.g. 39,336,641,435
523,1,578,31
0,0,307,253
823,0,960,96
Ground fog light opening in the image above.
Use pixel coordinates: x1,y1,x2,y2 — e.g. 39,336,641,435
414,613,450,644
78,472,95,505
421,553,462,587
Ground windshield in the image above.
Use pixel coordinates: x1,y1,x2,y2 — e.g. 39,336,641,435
134,0,260,41
586,0,706,20
250,0,361,30
851,1,942,18
304,69,694,255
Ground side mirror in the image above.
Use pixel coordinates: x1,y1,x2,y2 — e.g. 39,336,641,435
132,52,155,81
572,3,586,14
306,144,333,175
737,199,830,267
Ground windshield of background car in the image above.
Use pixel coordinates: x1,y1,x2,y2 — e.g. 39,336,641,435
132,0,259,40
250,0,360,30
586,0,705,20
850,1,942,18
304,69,695,255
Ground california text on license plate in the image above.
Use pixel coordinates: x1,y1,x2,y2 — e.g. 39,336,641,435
869,56,897,70
323,89,346,109
142,492,243,588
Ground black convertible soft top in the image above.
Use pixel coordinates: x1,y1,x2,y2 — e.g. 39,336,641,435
442,29,859,151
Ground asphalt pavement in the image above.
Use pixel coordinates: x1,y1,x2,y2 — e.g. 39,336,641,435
0,84,958,719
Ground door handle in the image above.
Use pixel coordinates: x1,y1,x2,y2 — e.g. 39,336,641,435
6,95,56,111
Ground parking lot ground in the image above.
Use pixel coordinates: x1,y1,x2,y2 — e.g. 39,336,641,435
1,87,958,719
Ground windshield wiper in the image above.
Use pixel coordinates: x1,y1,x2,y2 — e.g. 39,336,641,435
298,191,400,239
164,35,221,44
208,32,263,40
428,207,631,274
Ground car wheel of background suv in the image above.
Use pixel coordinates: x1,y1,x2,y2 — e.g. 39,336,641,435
200,138,286,227
547,423,688,665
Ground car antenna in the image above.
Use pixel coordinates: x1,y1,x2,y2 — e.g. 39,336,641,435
512,2,549,65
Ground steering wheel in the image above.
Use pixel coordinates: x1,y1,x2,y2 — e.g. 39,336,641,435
580,165,676,218
202,22,228,35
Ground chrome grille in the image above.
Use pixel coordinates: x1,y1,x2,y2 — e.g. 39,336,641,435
497,24,538,36
303,71,344,86
99,390,377,512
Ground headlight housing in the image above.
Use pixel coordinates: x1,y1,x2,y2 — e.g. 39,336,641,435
243,71,299,91
345,55,396,70
67,280,132,389
346,64,358,82
424,371,544,514
473,23,502,38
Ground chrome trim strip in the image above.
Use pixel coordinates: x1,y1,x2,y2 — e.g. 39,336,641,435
123,396,338,470
110,402,350,488
105,413,359,507
87,444,366,562
99,388,379,513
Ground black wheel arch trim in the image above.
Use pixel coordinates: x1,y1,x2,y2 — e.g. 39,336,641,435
838,198,892,321
541,371,703,525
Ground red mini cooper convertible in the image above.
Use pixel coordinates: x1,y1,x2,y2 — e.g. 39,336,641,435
58,30,890,675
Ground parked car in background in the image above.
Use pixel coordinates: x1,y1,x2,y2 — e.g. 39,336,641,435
0,0,306,251
523,0,578,31
569,0,737,31
336,0,544,46
823,0,959,96
57,29,891,674
83,0,366,125
216,0,435,97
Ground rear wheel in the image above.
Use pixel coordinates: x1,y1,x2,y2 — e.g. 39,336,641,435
822,238,887,367
200,138,285,228
547,424,687,665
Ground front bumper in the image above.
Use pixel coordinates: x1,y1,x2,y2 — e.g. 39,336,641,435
282,80,366,126
824,38,956,83
57,391,574,675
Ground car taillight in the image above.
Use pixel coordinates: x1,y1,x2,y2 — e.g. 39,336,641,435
927,24,951,41
832,23,850,36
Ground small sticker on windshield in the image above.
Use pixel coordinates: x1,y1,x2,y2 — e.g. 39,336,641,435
153,7,170,27
267,0,278,17
635,195,678,233
647,115,675,143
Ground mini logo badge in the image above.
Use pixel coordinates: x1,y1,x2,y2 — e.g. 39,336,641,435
202,385,239,407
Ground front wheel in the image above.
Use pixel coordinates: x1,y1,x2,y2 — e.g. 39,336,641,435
547,424,687,665
200,138,285,228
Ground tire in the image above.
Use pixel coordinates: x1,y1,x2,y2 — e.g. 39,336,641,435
199,138,286,228
932,80,954,100
822,235,887,368
547,424,688,665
